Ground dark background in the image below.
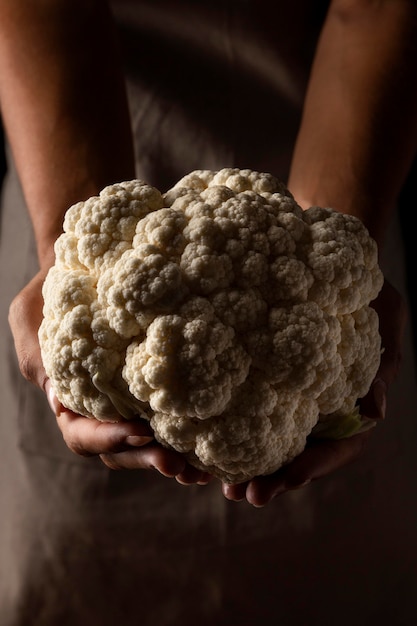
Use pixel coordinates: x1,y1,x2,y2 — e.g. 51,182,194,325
399,158,417,359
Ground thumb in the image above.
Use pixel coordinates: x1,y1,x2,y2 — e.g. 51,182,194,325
360,279,407,420
8,271,48,390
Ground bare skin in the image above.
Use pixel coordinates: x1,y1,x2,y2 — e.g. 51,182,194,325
3,0,416,503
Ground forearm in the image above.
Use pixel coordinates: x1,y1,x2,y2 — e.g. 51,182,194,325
288,0,417,245
0,0,135,268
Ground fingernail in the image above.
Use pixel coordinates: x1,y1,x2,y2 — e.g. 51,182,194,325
45,380,61,416
372,378,387,419
125,435,154,447
197,478,211,486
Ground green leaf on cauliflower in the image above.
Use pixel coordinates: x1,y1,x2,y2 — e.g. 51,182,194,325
311,406,377,440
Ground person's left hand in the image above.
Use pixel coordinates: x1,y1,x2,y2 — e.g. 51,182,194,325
222,279,406,506
222,429,374,506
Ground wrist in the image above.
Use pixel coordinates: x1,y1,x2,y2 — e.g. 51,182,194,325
37,237,59,272
288,184,388,249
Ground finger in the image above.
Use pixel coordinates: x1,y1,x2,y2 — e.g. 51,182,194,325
361,280,407,420
245,430,373,507
56,407,154,457
244,471,288,508
373,279,407,385
8,272,48,389
222,481,248,502
100,444,187,477
287,430,373,485
175,465,213,485
50,384,193,478
360,377,387,420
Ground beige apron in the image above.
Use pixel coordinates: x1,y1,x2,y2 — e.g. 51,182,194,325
1,2,416,624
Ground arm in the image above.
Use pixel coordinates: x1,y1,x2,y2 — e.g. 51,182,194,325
0,0,135,267
289,0,415,425
224,0,415,506
2,0,207,482
289,0,415,415
288,0,417,244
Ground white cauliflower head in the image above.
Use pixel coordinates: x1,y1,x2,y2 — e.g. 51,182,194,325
39,169,383,483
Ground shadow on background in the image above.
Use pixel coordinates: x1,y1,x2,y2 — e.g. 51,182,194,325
399,155,417,362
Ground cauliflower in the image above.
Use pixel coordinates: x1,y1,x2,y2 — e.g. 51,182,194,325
39,169,383,484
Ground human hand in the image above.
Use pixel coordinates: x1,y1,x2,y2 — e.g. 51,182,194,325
222,278,407,507
46,383,210,483
8,270,211,485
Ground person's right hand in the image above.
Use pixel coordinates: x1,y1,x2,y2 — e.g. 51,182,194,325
50,385,210,483
8,270,211,485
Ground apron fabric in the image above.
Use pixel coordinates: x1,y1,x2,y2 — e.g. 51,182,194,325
1,2,417,624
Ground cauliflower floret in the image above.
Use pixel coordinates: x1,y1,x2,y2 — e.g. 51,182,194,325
39,169,383,483
39,267,142,420
304,206,382,315
98,247,186,337
55,180,164,273
123,298,251,419
151,377,318,484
